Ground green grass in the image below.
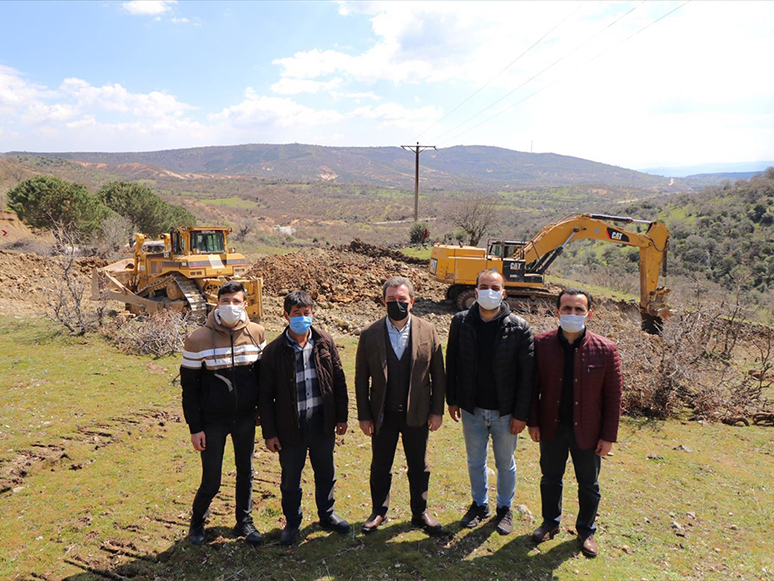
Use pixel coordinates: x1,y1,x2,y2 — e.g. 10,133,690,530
545,274,639,304
1,317,773,580
199,196,256,209
399,246,432,260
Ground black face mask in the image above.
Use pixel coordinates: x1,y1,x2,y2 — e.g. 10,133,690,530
387,300,410,321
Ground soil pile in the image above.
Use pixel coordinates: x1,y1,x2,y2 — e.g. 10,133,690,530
0,251,105,315
338,239,427,265
248,247,447,303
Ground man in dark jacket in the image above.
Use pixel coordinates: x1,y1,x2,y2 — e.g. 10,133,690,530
356,276,446,536
528,288,622,558
446,268,535,535
259,290,349,546
181,281,266,546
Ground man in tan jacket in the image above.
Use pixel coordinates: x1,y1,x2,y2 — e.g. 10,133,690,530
355,276,446,535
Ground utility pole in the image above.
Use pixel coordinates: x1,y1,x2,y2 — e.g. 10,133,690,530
401,142,436,222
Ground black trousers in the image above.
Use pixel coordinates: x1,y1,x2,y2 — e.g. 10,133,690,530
370,410,430,518
278,413,336,528
539,423,601,539
191,415,255,526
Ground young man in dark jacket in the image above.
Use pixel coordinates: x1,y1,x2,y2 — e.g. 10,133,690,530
259,290,349,546
446,268,535,535
528,288,622,558
181,281,266,546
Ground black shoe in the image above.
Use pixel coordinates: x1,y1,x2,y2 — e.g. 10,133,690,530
234,521,264,545
495,506,513,535
187,522,205,545
411,511,444,536
280,523,300,546
319,513,350,534
460,502,491,528
532,523,560,544
361,512,386,534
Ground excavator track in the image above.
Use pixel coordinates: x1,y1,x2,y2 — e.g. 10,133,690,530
170,273,208,320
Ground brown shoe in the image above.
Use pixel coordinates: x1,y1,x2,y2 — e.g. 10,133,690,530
580,534,598,558
411,511,444,536
531,523,560,544
361,513,386,534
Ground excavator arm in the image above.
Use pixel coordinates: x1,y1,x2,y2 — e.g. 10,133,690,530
514,213,670,322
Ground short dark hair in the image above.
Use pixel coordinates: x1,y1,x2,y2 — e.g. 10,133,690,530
382,276,414,299
556,287,592,311
476,268,504,287
218,280,246,299
284,290,315,314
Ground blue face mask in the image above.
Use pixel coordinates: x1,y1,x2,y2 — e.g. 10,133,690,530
289,315,313,335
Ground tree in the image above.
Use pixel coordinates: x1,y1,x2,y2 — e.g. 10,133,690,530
8,176,108,236
445,194,499,246
98,181,196,237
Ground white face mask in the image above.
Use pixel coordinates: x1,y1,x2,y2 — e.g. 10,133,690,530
559,314,587,334
218,304,244,325
476,288,503,311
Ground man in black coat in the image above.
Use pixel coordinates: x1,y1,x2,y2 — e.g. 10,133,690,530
446,268,535,535
258,290,349,546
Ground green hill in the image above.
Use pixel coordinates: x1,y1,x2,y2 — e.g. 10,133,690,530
5,144,675,191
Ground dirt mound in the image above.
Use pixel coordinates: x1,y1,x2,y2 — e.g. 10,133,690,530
0,250,102,315
248,246,447,304
338,239,427,265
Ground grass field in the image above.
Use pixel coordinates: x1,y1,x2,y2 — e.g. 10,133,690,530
1,316,773,580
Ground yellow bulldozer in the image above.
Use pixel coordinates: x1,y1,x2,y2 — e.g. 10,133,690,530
92,226,263,320
430,213,670,332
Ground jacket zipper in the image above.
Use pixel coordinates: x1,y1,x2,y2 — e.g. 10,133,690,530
231,330,238,417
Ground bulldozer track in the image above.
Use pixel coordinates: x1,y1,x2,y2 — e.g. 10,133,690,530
136,274,174,298
170,273,208,319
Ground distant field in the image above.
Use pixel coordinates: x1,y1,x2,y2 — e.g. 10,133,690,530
1,316,772,580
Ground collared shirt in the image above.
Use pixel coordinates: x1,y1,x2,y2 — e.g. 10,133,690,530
285,329,321,419
386,314,412,360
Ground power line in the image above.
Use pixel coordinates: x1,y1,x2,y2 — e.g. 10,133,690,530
429,1,646,145
436,1,690,147
414,3,582,141
400,142,436,222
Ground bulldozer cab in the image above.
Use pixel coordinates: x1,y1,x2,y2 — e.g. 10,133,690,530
170,227,228,256
487,240,527,259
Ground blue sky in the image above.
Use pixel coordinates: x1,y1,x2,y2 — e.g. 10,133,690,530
1,1,772,170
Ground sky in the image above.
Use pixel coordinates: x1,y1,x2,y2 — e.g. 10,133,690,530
0,0,772,171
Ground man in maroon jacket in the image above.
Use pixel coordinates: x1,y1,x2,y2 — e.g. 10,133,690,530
528,288,622,558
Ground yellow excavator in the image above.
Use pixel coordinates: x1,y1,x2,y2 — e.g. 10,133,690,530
92,226,263,320
430,213,670,331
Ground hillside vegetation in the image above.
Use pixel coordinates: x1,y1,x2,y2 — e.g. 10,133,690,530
5,144,677,191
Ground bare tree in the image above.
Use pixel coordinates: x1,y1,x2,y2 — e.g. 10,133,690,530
47,225,103,335
445,194,499,246
95,214,134,259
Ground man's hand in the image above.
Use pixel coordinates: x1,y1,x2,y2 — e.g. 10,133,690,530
265,437,281,453
510,418,527,435
428,414,443,432
191,432,207,452
595,439,613,457
336,422,348,435
448,405,461,422
528,426,540,443
190,431,206,451
359,420,374,437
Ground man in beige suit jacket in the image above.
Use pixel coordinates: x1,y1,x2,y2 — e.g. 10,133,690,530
355,276,446,535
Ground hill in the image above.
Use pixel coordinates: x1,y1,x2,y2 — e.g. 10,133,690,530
5,144,676,191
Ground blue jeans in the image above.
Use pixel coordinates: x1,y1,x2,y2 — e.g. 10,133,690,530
461,408,518,508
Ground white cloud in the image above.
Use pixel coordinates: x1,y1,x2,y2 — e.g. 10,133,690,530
271,77,343,96
210,89,343,127
122,1,176,16
352,102,441,128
